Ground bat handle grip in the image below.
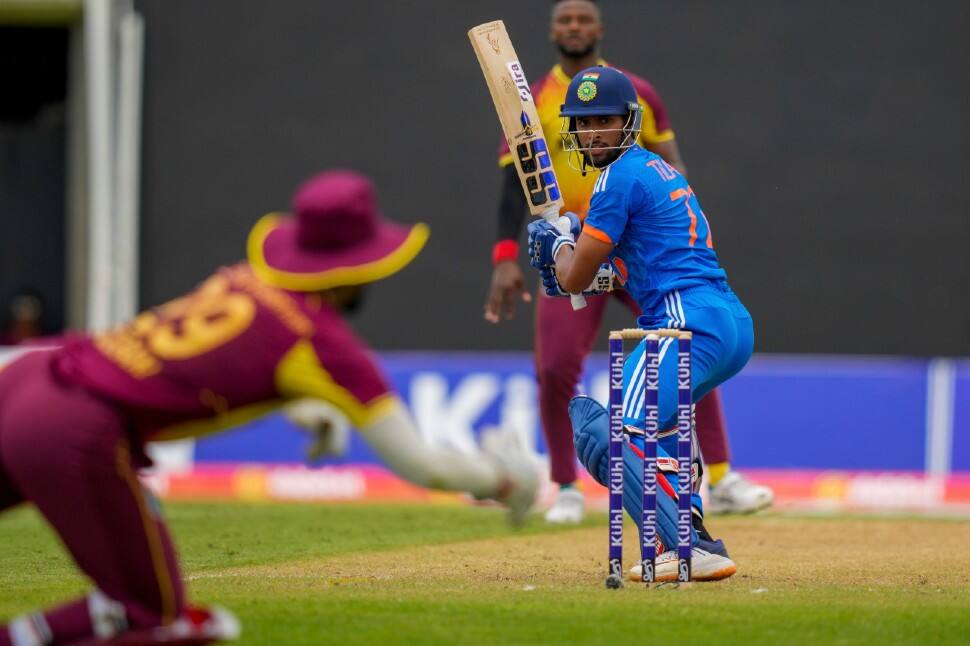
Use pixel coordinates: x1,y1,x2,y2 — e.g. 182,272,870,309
539,208,587,310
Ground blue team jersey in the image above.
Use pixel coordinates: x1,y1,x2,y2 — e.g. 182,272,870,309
582,145,726,316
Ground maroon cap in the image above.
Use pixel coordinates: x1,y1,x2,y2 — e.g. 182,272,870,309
247,170,429,291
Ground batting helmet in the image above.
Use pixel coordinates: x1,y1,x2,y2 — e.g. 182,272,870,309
559,66,643,172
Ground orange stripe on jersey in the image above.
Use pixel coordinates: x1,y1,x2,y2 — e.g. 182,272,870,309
670,187,704,247
612,256,629,285
583,224,614,245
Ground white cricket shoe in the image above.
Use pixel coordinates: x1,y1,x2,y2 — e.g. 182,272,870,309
96,604,242,644
544,487,585,524
481,428,539,526
156,605,242,643
628,540,737,582
707,470,774,515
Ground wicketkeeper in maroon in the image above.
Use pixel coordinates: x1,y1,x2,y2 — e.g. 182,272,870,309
0,170,537,645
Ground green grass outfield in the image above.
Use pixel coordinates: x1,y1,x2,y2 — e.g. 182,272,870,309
2,502,968,644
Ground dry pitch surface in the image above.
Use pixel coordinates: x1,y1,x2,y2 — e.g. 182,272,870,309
1,503,968,644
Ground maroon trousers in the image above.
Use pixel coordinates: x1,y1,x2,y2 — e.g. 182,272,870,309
0,352,184,644
535,289,731,486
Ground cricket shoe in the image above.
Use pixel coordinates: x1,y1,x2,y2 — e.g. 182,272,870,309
544,487,585,524
94,605,241,645
481,428,539,526
707,470,774,514
627,539,737,582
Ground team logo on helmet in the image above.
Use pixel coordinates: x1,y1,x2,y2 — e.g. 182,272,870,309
577,80,598,102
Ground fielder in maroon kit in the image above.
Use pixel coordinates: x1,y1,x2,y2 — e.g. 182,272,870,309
0,171,537,645
483,0,773,522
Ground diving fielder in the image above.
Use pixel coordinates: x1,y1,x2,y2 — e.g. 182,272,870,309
0,171,537,645
528,67,751,581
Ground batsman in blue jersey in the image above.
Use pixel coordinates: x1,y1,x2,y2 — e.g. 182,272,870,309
527,66,754,582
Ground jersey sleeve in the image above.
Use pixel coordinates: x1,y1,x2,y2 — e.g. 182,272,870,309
623,70,675,145
273,338,396,427
582,170,636,245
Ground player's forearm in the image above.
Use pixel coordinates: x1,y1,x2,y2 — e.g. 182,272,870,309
555,248,591,294
496,163,529,242
555,233,612,294
360,404,501,498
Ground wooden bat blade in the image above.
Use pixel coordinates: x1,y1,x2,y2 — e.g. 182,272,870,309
469,20,585,310
468,20,564,219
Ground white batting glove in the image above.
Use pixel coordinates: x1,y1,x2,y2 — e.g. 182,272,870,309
583,263,615,295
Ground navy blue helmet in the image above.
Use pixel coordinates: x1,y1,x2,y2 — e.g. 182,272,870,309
561,66,638,117
559,66,643,171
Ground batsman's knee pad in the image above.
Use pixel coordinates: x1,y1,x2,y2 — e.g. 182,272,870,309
569,396,610,486
570,396,697,551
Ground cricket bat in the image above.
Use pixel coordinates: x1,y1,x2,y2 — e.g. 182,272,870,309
468,20,586,310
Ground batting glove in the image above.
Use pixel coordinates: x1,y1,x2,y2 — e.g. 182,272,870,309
539,265,569,297
584,263,614,294
527,212,581,268
539,263,614,297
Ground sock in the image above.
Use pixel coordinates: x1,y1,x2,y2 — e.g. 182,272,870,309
560,482,575,490
2,597,98,646
708,462,730,487
692,512,714,542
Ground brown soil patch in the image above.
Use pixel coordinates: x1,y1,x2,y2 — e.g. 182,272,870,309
715,515,970,588
194,515,970,590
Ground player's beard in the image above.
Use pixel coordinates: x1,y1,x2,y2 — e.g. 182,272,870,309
556,38,597,60
584,146,621,169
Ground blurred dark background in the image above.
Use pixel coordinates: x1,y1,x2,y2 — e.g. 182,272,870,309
0,26,68,338
129,0,968,354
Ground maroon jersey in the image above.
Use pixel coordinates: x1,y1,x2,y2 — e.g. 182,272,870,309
52,264,394,437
